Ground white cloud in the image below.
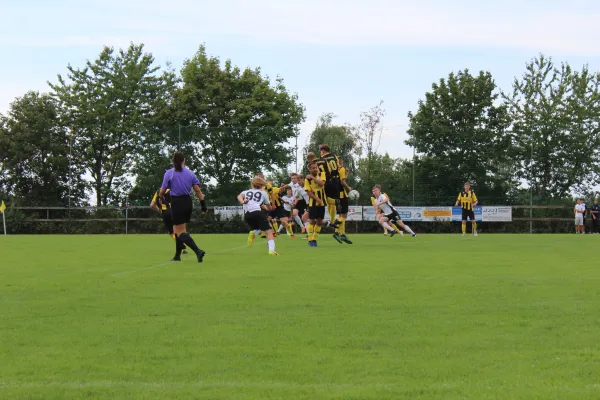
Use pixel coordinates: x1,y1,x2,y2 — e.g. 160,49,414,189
2,1,598,55
89,0,600,55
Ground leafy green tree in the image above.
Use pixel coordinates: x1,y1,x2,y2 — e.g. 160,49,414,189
49,43,176,206
172,45,305,201
503,54,600,200
406,69,514,205
0,91,86,206
354,153,401,201
303,113,359,174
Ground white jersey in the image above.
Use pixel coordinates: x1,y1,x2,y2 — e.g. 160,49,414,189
376,194,395,214
282,195,294,212
240,189,270,213
575,203,586,214
293,183,309,203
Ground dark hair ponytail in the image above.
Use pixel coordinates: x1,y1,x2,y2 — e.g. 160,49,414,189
173,152,185,172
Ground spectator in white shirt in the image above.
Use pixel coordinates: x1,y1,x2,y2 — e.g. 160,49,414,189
574,198,586,234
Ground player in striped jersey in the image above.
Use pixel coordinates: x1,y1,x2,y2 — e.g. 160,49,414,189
333,158,353,244
372,185,416,237
304,161,327,247
238,176,279,255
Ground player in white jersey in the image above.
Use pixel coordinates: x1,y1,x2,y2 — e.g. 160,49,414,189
371,185,416,237
575,198,586,234
237,176,279,255
292,173,310,235
279,187,295,238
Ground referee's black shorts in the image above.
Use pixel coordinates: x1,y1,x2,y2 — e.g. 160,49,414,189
245,210,271,232
170,195,193,225
461,209,475,221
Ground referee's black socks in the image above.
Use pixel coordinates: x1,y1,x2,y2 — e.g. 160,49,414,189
179,233,205,262
172,235,185,261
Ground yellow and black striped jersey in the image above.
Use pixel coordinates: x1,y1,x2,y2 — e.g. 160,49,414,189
315,153,340,181
457,190,478,211
339,167,348,198
152,189,171,212
271,186,283,208
304,172,327,207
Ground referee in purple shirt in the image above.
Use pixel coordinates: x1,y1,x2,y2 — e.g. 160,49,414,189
160,152,208,262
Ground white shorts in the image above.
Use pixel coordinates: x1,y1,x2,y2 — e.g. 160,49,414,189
575,214,584,225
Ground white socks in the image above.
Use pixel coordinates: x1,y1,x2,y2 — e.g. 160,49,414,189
268,239,275,252
403,225,415,235
383,222,395,231
294,216,303,227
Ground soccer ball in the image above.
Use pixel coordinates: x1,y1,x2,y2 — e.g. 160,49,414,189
348,190,360,200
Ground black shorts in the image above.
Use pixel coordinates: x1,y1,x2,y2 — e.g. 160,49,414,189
161,209,174,234
386,210,401,223
170,195,193,225
245,210,272,232
309,206,326,220
269,206,288,219
325,179,341,200
339,197,349,214
295,199,307,215
462,209,475,221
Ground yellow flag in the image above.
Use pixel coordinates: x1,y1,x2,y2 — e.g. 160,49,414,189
0,201,5,214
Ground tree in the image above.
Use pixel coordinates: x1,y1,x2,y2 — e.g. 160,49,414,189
355,100,386,185
303,113,359,175
172,45,305,201
0,91,87,206
49,43,176,206
354,152,402,201
503,54,600,199
406,69,514,205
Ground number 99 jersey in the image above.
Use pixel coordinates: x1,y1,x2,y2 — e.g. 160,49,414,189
240,189,270,213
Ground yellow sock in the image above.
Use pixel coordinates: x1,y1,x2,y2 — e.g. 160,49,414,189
394,224,401,233
308,224,315,241
314,224,322,240
472,222,477,233
272,221,279,232
327,202,337,223
286,223,293,235
462,223,466,234
339,216,346,235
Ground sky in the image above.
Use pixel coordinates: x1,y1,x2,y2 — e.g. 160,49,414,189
2,0,600,163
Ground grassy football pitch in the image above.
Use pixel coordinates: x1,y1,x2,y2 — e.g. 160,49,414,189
1,233,599,399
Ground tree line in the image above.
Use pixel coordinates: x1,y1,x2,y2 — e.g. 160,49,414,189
1,43,599,212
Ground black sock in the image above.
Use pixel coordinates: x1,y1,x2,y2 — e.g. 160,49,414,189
174,236,184,259
179,232,202,254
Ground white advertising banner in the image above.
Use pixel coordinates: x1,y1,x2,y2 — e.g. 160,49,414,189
213,205,512,222
481,206,512,221
214,206,244,220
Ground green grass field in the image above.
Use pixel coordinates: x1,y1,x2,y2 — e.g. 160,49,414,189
1,233,600,399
